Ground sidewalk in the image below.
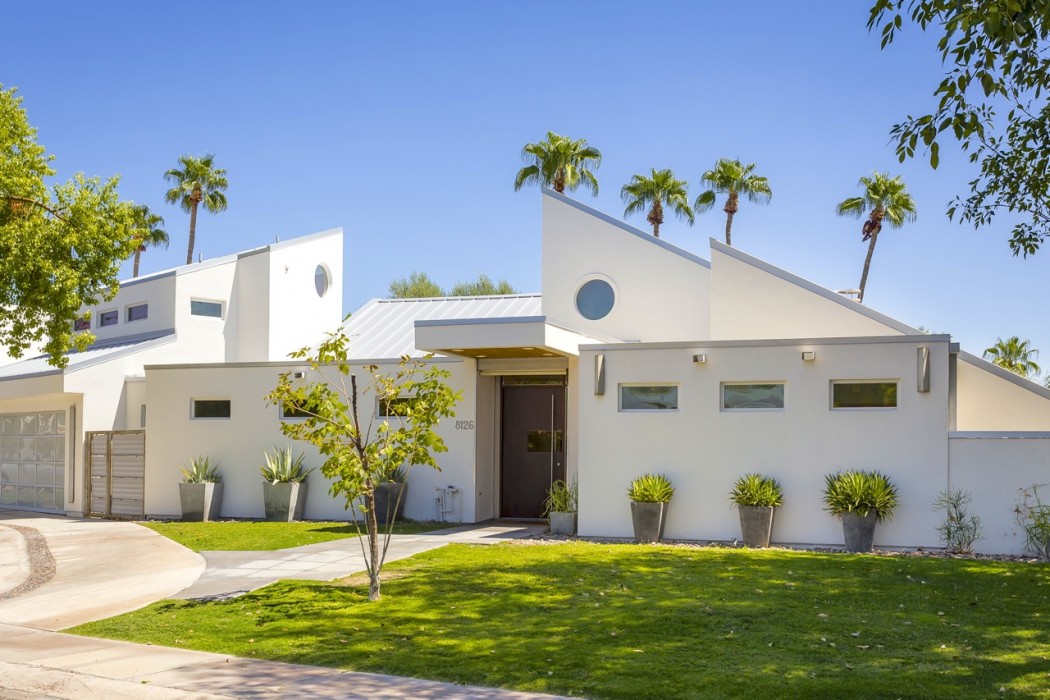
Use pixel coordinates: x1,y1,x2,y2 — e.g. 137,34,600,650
0,513,565,699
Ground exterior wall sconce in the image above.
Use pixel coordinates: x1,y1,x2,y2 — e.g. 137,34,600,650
692,354,707,365
801,351,816,362
917,346,930,392
292,371,306,380
594,353,605,396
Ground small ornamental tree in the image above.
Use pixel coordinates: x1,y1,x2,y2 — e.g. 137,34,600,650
267,325,460,601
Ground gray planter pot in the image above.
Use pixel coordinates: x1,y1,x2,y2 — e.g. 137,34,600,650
841,511,878,552
549,511,577,536
179,482,222,522
738,505,775,548
374,482,407,525
630,501,668,543
263,481,308,522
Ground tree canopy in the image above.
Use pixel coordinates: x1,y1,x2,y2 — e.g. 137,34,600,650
514,132,601,195
983,336,1041,379
164,154,228,264
621,168,694,238
0,85,140,367
694,158,772,246
868,0,1050,256
389,272,518,298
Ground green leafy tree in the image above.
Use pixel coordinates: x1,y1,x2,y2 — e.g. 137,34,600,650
267,327,460,601
389,271,445,298
835,172,917,303
130,205,168,278
449,274,517,296
0,85,139,366
621,168,694,238
868,0,1050,256
164,154,228,265
983,336,1040,379
694,158,772,246
514,131,601,195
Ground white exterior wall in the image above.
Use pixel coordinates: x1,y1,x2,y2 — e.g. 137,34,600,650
230,250,270,361
577,337,950,548
172,262,239,363
88,274,177,342
541,192,711,342
266,231,344,361
709,245,912,340
955,356,1050,430
143,359,478,522
949,435,1050,555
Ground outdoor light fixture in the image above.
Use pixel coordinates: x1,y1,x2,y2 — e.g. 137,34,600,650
917,346,931,392
291,371,306,379
692,353,707,364
594,353,606,395
801,351,816,362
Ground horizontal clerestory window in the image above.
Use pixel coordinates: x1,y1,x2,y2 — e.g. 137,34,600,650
190,299,224,318
831,381,898,409
722,383,785,411
619,384,678,412
191,399,231,419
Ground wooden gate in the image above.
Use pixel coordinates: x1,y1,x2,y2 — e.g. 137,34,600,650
87,430,145,519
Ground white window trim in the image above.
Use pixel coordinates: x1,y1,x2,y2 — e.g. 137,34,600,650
125,302,148,323
721,381,786,413
190,398,232,420
190,298,225,319
830,379,900,411
98,309,119,327
617,383,679,413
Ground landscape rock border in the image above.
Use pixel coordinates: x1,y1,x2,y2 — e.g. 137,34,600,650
0,524,56,600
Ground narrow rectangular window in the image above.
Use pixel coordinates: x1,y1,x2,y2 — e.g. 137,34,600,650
73,318,91,332
190,300,224,318
379,398,412,417
619,385,678,412
126,303,148,322
280,402,310,419
99,310,118,327
831,381,898,409
723,383,785,411
191,399,231,419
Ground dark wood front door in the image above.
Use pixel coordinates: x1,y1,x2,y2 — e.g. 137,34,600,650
500,381,566,518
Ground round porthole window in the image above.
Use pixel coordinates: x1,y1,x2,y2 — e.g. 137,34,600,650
314,264,330,297
575,279,615,320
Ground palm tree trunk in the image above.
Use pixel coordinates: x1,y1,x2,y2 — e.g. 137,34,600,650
133,248,142,278
186,201,199,265
857,227,879,304
723,192,740,245
724,211,735,246
649,200,664,238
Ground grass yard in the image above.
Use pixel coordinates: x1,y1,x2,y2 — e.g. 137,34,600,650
140,519,452,551
71,542,1050,698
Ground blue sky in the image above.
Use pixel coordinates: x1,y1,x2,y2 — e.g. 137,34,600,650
3,1,1048,368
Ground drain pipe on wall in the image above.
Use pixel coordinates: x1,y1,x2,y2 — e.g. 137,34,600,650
435,486,459,522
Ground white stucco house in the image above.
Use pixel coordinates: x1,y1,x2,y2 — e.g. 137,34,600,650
2,190,1048,555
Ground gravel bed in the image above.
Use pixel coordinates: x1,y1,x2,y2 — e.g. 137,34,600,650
0,524,56,600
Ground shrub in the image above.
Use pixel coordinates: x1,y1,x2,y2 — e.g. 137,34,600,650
933,488,982,554
1015,484,1050,560
729,473,784,508
180,456,221,483
260,446,314,484
628,473,675,503
543,479,578,516
823,470,898,522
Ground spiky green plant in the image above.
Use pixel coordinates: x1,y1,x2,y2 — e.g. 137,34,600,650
627,473,675,503
729,473,784,508
179,456,221,483
823,470,898,522
933,488,982,554
1015,484,1050,561
260,446,314,484
543,479,578,516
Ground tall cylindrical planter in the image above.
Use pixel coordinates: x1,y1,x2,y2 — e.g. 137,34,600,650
263,481,308,522
374,482,407,525
179,482,223,522
738,505,775,548
630,501,668,543
841,511,878,552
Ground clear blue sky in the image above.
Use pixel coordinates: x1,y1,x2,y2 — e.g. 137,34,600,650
3,1,1048,368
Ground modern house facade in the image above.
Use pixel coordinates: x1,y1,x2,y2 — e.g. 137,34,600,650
3,190,1047,555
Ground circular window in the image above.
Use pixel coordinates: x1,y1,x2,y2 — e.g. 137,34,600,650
314,265,330,297
575,279,615,320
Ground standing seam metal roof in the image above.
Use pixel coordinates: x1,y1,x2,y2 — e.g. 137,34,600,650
342,295,543,359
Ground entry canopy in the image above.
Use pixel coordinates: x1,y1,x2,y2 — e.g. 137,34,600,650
415,316,608,359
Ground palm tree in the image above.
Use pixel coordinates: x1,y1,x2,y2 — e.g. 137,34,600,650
130,205,168,278
984,336,1041,378
621,168,694,238
694,158,772,246
164,154,229,264
835,172,917,304
514,132,601,195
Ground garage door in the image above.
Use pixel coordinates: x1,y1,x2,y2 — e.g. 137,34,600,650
0,411,66,513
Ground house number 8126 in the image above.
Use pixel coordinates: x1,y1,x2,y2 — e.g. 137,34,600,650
455,420,475,430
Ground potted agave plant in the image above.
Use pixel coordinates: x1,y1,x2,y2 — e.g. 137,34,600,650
823,470,899,553
544,479,578,536
628,473,674,543
179,456,222,522
260,446,314,522
730,473,784,548
373,464,408,525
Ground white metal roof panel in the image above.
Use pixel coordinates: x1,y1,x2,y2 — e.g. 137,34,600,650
0,331,176,381
342,295,543,359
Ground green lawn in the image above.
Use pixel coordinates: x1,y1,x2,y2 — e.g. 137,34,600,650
71,543,1050,699
140,519,452,551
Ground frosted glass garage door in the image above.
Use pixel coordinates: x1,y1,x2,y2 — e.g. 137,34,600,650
0,411,66,512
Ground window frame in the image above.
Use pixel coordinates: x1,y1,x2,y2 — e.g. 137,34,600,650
190,299,225,319
125,303,148,323
721,381,786,412
190,398,232,420
830,380,899,410
98,309,118,327
618,383,679,413
73,317,91,332
574,276,617,321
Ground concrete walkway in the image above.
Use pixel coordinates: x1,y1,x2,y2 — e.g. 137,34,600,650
0,513,565,699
